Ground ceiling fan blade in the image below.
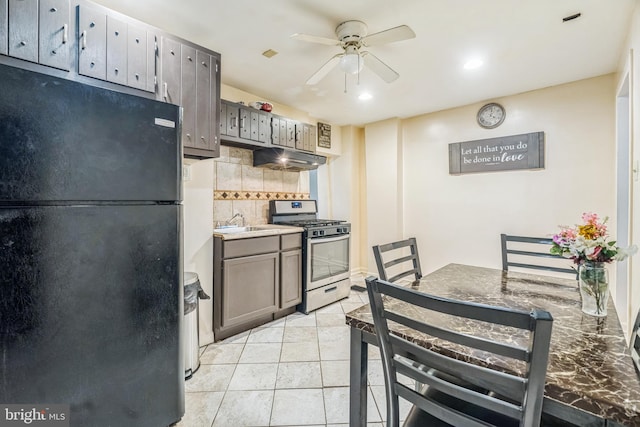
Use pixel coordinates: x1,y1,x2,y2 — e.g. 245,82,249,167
291,33,340,46
361,51,399,83
306,54,342,85
362,25,416,47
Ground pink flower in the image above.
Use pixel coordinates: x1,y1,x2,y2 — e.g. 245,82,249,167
582,212,599,225
586,246,602,261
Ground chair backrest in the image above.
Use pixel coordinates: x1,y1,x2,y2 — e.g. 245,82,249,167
372,238,422,283
366,276,553,427
631,309,640,374
501,234,576,277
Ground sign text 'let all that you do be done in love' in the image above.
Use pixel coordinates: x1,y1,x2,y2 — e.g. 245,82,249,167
448,131,545,175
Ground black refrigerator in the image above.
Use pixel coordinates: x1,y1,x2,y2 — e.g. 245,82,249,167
0,63,184,426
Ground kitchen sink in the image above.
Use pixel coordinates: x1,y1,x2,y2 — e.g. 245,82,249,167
214,226,268,234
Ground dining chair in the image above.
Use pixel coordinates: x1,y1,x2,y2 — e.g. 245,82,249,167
372,238,422,284
631,308,640,374
501,234,576,278
366,276,554,427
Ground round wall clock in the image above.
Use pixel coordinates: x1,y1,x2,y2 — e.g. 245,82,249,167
477,103,506,129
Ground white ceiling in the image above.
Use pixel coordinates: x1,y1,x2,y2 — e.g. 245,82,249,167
94,0,636,126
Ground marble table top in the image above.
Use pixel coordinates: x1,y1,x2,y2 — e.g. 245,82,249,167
346,263,640,425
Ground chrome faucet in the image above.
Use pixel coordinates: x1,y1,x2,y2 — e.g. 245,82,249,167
225,212,245,227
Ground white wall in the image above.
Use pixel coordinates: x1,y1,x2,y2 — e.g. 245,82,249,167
364,118,404,271
363,75,616,277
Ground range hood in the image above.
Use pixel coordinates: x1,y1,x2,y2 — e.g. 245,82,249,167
253,148,327,171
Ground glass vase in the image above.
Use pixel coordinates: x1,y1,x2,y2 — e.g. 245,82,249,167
578,261,609,317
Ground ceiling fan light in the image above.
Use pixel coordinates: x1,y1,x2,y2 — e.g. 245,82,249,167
339,53,364,74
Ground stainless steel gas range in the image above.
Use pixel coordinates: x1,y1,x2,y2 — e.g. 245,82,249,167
269,200,351,314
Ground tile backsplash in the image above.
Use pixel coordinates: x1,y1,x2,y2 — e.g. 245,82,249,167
213,146,310,225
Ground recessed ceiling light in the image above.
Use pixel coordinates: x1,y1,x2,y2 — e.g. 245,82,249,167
358,93,373,101
463,59,483,70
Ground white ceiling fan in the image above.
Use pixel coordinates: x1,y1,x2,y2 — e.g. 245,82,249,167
291,20,416,86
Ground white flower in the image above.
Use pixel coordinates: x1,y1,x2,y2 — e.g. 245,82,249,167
614,245,639,261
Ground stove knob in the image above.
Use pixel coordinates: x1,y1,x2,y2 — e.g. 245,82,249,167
319,230,325,236
312,230,318,237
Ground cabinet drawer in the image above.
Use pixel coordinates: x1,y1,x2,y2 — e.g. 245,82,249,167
281,233,301,250
223,235,279,258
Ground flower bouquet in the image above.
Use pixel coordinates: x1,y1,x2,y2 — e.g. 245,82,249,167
551,213,637,316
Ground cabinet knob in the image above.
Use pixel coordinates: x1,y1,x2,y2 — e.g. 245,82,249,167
20,41,26,46
115,31,119,36
90,22,95,28
135,38,140,43
186,134,191,139
170,50,175,55
114,68,119,74
135,73,140,80
50,7,57,12
202,62,207,67
51,50,57,55
90,62,95,67
201,136,205,141
187,56,192,61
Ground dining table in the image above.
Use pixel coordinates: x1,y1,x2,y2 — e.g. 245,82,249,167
346,263,640,427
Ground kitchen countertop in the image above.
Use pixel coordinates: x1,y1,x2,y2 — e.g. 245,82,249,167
213,224,304,240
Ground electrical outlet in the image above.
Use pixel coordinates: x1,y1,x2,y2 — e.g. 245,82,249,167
183,164,192,182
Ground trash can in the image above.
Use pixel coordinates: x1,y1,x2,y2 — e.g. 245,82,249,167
184,272,210,380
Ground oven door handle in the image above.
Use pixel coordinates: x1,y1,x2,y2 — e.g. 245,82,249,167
308,234,349,244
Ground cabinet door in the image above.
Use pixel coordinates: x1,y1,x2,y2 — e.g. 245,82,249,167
39,0,69,70
78,6,106,80
210,56,220,157
286,120,295,148
106,15,126,85
280,249,302,309
180,44,196,148
195,50,211,150
271,117,280,145
126,25,146,90
302,124,310,151
0,0,7,55
295,122,303,150
239,107,251,139
225,104,239,137
250,111,259,141
146,33,157,93
160,37,180,104
8,0,38,62
278,118,286,146
220,102,227,135
221,252,278,328
258,112,269,143
308,124,316,153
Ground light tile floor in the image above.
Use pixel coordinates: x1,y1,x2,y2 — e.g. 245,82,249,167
175,276,411,427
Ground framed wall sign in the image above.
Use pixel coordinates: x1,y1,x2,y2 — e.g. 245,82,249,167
318,122,331,149
449,132,545,175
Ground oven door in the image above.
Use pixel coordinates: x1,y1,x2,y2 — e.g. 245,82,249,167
307,234,350,291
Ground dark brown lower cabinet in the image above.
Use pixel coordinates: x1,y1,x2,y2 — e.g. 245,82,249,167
221,252,278,329
280,233,302,309
214,232,302,341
